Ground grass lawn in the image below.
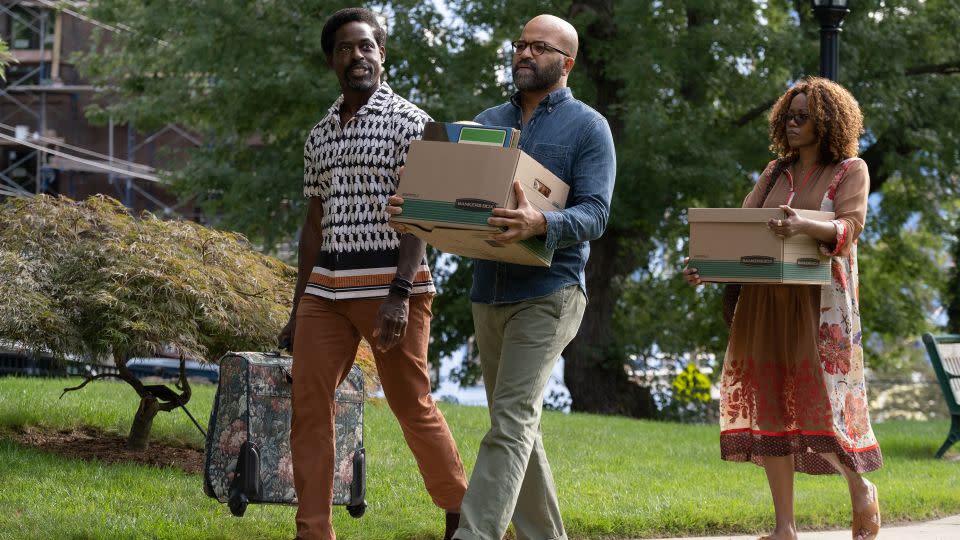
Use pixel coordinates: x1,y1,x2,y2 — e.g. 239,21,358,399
0,376,958,539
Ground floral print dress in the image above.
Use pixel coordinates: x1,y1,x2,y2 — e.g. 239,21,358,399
719,157,883,474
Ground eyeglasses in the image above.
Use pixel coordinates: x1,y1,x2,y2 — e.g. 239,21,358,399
781,112,811,126
511,40,571,58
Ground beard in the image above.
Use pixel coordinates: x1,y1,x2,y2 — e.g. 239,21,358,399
344,60,378,91
512,57,563,92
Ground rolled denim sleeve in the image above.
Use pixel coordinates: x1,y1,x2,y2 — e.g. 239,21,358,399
542,116,616,250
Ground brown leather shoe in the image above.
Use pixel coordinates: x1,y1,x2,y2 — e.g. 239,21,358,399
443,512,460,540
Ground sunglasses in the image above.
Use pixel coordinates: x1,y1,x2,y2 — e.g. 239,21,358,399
782,112,811,126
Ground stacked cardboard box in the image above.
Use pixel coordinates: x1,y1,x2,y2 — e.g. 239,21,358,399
391,123,568,267
422,121,520,148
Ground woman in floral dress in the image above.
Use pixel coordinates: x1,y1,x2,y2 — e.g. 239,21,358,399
684,77,881,540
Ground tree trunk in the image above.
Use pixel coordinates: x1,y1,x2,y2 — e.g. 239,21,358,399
948,223,960,334
563,232,656,417
559,2,655,417
128,394,160,450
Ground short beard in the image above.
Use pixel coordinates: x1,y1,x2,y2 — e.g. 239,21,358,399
513,57,563,92
344,62,378,91
346,76,377,91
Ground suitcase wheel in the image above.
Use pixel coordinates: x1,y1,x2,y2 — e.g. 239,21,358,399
228,492,249,517
347,500,366,518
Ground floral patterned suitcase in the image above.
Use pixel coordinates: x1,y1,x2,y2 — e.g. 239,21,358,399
203,351,366,518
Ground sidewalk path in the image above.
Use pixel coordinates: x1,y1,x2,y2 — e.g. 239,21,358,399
648,514,960,540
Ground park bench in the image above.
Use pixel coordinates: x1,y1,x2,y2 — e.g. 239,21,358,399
921,333,960,458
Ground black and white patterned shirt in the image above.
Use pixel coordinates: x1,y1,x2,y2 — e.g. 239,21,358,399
303,83,435,300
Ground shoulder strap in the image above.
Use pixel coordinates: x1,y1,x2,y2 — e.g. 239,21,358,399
758,158,790,208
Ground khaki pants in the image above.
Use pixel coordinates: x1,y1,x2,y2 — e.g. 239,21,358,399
291,293,468,540
454,285,586,540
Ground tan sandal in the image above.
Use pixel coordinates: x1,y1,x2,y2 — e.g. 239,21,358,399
851,481,881,540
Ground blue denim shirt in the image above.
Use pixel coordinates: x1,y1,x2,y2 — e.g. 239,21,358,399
470,87,616,304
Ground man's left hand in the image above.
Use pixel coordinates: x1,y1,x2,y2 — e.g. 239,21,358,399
373,292,409,352
487,181,547,244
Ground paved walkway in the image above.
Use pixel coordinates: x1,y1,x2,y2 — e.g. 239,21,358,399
648,514,960,540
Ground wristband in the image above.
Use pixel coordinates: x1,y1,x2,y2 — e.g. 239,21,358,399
389,283,412,298
390,277,413,292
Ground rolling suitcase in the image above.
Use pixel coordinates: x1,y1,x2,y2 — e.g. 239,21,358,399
203,351,367,518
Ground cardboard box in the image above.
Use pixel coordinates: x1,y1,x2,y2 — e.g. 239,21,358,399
392,140,569,267
422,121,520,148
688,208,836,284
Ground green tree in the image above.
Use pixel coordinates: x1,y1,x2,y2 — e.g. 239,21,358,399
75,0,960,416
448,0,960,413
0,195,296,449
75,0,507,246
662,363,714,423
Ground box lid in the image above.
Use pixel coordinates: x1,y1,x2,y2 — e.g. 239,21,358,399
689,208,835,223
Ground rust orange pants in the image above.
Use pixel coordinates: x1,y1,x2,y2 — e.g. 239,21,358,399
291,293,467,540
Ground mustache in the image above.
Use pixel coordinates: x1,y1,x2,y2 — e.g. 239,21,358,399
346,60,373,73
514,59,537,71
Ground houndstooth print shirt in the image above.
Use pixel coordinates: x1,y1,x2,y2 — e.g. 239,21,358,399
303,83,435,300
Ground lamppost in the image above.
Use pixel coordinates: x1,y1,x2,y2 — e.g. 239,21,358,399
811,0,850,82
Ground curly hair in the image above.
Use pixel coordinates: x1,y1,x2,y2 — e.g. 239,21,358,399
321,8,386,57
768,77,863,165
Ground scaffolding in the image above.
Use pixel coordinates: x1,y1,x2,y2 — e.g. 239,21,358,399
0,0,197,216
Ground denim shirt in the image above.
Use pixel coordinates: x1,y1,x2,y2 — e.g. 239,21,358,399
470,87,616,304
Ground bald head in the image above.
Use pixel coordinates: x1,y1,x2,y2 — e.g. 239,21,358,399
521,14,579,59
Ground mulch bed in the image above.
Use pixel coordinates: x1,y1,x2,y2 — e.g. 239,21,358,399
10,425,204,474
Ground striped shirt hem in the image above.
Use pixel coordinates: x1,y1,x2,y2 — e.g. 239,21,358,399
303,265,435,300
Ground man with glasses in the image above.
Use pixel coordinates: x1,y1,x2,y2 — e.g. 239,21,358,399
390,13,616,540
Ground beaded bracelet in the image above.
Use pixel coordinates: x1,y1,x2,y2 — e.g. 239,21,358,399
389,277,413,298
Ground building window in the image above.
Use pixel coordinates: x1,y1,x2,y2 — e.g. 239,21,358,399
5,7,54,50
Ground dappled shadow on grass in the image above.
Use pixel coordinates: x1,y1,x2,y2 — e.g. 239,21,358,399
4,425,204,474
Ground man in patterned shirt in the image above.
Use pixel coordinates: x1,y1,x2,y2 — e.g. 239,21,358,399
277,8,467,540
